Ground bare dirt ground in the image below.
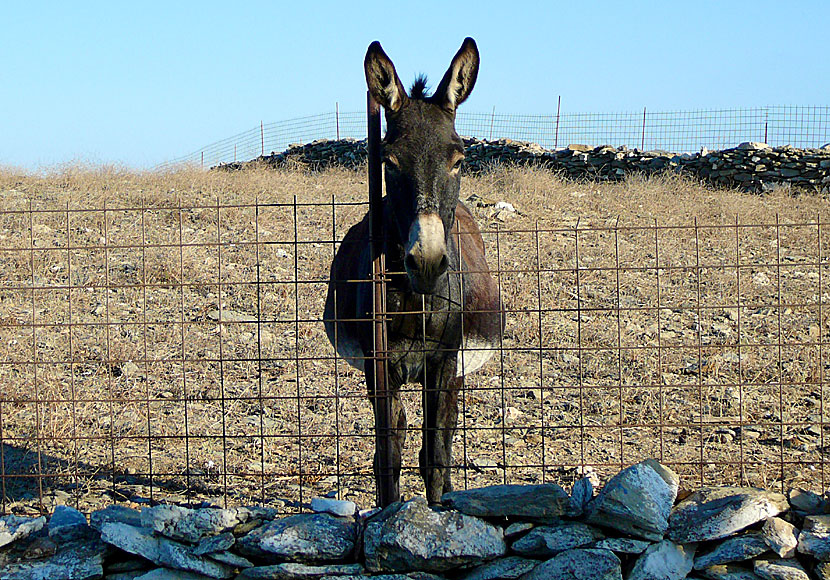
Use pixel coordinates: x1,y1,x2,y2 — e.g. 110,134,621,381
1,163,830,516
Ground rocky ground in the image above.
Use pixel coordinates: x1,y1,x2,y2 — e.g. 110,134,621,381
217,138,830,193
1,165,829,518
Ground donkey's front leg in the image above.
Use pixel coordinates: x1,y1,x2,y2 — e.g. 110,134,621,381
420,360,462,504
365,364,406,507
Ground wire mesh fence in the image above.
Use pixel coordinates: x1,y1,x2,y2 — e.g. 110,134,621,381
1,194,829,516
159,105,830,170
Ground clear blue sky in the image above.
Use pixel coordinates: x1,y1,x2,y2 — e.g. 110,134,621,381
3,1,827,170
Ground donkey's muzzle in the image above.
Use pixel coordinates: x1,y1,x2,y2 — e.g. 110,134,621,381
405,213,449,295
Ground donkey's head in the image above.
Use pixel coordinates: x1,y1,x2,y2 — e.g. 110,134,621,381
365,38,479,295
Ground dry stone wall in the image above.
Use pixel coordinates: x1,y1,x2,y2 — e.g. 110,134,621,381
217,138,830,192
3,460,830,579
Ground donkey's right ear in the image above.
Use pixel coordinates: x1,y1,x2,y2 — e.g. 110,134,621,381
364,41,408,113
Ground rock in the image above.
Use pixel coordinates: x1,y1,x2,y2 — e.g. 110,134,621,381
503,522,533,538
237,513,358,563
100,522,235,578
22,536,58,559
208,550,254,569
207,309,257,322
668,487,789,543
134,570,216,580
738,142,771,151
520,548,622,580
586,459,678,540
236,562,364,579
569,477,593,516
568,144,592,152
751,272,771,286
699,564,765,580
754,558,809,580
0,538,106,580
193,531,235,555
788,488,823,514
364,496,505,572
797,514,830,560
441,483,571,519
0,515,46,549
816,562,830,580
694,533,769,569
90,504,142,531
511,521,603,558
140,504,248,544
592,537,652,554
761,518,797,558
310,498,356,518
629,540,696,580
458,556,539,580
48,505,92,543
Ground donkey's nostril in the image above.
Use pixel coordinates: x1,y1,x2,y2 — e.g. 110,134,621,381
404,253,418,272
437,254,449,274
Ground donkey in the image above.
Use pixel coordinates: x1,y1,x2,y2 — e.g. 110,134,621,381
324,38,503,505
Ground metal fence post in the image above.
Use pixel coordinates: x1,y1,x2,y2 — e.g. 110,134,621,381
554,96,561,149
336,102,340,141
261,121,265,156
367,91,394,507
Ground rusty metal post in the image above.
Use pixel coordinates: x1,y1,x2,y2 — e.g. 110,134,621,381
367,91,394,507
641,107,647,151
554,96,561,149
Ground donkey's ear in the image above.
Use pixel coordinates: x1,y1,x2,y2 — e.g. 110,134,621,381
433,37,479,113
364,41,408,113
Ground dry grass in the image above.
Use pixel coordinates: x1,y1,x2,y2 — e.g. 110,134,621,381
1,163,829,515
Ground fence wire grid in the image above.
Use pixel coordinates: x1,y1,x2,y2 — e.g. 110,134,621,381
2,197,830,516
159,105,830,170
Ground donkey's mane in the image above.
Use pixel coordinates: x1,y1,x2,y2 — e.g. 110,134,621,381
410,75,430,100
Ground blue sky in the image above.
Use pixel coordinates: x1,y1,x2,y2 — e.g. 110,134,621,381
2,1,827,169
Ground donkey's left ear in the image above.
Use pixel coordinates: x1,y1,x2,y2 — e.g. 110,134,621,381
433,37,479,113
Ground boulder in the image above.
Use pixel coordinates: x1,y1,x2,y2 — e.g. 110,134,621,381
694,533,770,569
668,487,788,543
310,498,356,518
520,548,622,580
140,505,249,544
629,540,696,580
100,522,235,578
586,459,679,540
754,558,809,580
441,483,571,519
237,513,358,563
797,514,830,560
761,518,797,558
458,556,539,580
364,496,505,572
511,521,603,558
0,537,106,580
48,505,92,543
0,515,46,549
236,562,364,580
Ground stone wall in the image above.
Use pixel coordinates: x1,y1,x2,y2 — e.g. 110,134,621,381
2,460,830,579
217,137,830,192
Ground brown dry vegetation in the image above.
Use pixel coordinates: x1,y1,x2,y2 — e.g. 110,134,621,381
1,163,830,515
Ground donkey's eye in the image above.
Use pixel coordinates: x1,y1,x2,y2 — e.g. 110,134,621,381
451,158,464,171
384,154,399,169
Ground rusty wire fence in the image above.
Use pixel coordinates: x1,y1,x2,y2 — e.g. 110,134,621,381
159,105,830,170
1,197,829,516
